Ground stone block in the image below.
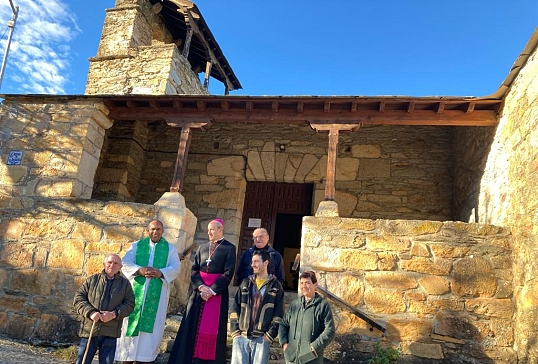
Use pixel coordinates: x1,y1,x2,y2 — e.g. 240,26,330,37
86,254,107,275
207,156,245,177
365,271,417,290
325,272,364,306
452,257,496,297
0,294,27,311
72,222,103,241
418,276,450,295
429,244,470,258
386,318,432,342
0,165,28,184
86,241,122,253
358,158,390,178
401,257,452,276
0,242,35,268
351,144,381,158
104,201,155,218
364,288,405,314
203,189,242,210
365,235,412,252
6,313,35,340
401,341,444,359
49,239,85,269
35,313,59,341
465,298,513,318
11,268,63,296
379,220,443,236
24,219,73,240
434,312,479,343
103,225,145,243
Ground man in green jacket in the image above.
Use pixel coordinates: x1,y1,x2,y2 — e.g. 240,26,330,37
278,271,335,364
73,254,135,364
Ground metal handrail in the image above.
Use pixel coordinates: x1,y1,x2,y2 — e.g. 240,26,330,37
316,285,386,334
293,253,386,334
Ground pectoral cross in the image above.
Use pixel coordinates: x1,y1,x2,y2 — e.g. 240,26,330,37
205,257,212,265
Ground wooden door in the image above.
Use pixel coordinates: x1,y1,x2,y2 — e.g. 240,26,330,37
237,182,313,274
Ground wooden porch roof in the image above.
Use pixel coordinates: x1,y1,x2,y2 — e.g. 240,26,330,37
103,95,502,127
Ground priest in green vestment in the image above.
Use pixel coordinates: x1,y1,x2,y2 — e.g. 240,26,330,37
115,220,181,364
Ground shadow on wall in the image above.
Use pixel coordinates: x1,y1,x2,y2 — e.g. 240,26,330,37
452,126,497,223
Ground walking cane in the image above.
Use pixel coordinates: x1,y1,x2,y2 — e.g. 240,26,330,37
81,320,96,364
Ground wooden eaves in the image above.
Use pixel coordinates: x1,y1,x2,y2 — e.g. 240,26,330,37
103,95,501,127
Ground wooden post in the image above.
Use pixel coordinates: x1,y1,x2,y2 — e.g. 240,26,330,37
170,126,192,193
309,122,362,202
203,61,212,89
325,129,339,201
182,27,193,58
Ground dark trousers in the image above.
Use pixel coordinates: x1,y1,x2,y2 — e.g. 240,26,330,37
75,336,116,364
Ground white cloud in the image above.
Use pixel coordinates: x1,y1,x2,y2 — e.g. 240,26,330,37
0,0,79,94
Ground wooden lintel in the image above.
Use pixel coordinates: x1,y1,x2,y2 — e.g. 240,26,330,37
221,100,230,111
407,101,415,113
272,101,279,113
466,102,475,113
324,101,331,112
309,122,362,132
437,102,445,114
379,101,386,112
297,102,304,113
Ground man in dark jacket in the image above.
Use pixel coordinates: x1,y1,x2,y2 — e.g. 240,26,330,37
229,249,285,364
73,254,135,364
236,228,286,286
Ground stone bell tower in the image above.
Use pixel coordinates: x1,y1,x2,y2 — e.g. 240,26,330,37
85,0,241,95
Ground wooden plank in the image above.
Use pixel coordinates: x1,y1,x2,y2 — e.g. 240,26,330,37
170,126,192,193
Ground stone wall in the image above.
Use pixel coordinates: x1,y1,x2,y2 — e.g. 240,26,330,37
0,98,111,201
453,42,538,363
0,193,196,343
301,212,514,363
85,1,208,95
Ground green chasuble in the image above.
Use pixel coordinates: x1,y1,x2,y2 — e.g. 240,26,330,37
126,237,169,336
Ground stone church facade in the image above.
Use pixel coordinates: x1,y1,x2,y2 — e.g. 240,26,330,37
0,1,537,363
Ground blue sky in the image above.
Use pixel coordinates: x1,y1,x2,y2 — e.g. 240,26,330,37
0,0,536,97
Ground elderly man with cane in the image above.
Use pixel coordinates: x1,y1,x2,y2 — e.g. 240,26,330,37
73,254,135,364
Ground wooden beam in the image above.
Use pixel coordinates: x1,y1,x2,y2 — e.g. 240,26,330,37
170,126,192,193
221,100,230,111
272,101,279,113
309,122,362,132
324,101,331,112
437,102,445,114
107,107,498,126
297,102,304,113
407,101,415,113
325,129,339,201
379,101,386,112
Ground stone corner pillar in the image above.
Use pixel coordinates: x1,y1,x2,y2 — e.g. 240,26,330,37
154,192,197,311
315,200,339,217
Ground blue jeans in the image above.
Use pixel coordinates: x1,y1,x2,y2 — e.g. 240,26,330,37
231,335,270,364
75,336,116,364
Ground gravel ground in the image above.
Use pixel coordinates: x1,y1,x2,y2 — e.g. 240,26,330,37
0,335,69,364
0,335,171,364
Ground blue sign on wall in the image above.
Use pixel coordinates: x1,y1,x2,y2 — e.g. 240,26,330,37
7,150,23,165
